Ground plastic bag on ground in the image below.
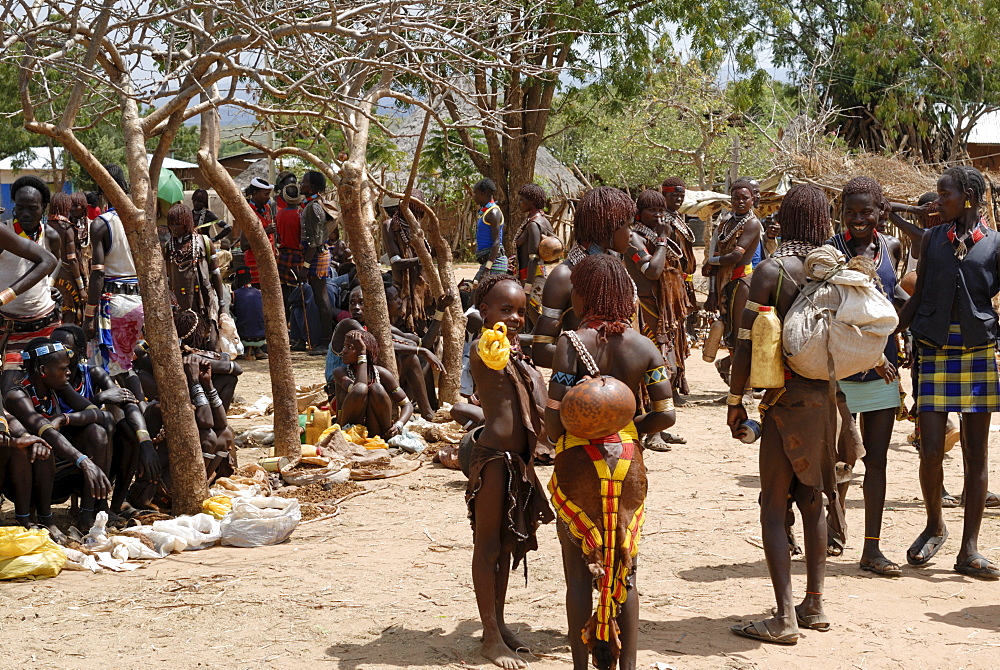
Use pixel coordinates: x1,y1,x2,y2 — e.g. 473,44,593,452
0,527,67,580
152,513,222,551
388,430,426,454
128,527,189,554
202,495,234,519
343,424,389,450
62,546,101,572
82,511,113,552
221,496,300,547
110,535,165,560
235,424,275,445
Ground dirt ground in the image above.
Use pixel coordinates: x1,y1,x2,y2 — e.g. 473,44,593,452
1,261,999,669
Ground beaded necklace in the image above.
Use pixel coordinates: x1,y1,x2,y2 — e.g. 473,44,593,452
665,209,695,243
21,377,58,418
717,211,751,246
345,361,380,386
12,219,41,243
167,233,198,273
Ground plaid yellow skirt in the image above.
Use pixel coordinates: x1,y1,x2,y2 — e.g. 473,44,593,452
916,324,1000,413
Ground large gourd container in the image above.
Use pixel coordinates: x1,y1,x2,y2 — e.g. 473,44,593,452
749,306,785,388
702,319,726,362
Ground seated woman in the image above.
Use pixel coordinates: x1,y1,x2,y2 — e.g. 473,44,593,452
130,355,235,510
0,413,55,534
132,307,242,410
331,330,413,439
51,325,160,517
3,338,113,529
327,284,444,419
129,313,237,511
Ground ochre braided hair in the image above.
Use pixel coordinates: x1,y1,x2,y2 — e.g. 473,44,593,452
517,183,547,210
69,191,87,211
167,203,195,231
636,189,667,216
357,329,379,362
574,186,635,247
661,176,687,189
841,176,884,204
777,183,831,246
570,254,635,339
474,273,520,309
49,192,73,219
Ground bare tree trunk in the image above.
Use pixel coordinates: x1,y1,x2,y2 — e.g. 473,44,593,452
420,206,465,403
120,94,209,514
339,160,397,376
196,110,300,459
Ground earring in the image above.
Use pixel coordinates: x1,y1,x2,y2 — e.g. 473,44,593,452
965,199,972,208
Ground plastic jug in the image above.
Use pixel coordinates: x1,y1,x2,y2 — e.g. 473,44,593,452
303,406,332,445
749,306,785,388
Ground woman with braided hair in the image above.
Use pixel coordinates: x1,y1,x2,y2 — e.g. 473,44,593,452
513,183,556,327
546,254,674,670
827,176,904,576
533,187,635,368
898,165,1000,580
702,179,763,366
624,189,692,450
331,328,412,439
164,204,223,352
725,183,865,643
48,192,86,324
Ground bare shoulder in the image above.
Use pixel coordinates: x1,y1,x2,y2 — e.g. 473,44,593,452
375,366,397,388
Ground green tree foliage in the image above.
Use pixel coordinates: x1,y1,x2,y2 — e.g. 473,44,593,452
667,0,1000,162
548,61,790,190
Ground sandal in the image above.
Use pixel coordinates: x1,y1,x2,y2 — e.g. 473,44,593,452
859,555,902,578
794,605,831,632
827,534,845,557
986,492,1000,509
954,555,1000,581
660,432,687,445
643,434,672,453
730,620,798,646
941,493,960,508
906,528,949,566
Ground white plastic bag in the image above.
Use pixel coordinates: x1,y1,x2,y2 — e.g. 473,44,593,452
62,547,101,572
388,430,426,454
110,535,165,560
152,513,222,551
221,496,300,547
783,245,898,380
128,527,189,554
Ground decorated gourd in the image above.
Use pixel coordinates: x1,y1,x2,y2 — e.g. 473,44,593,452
539,235,564,262
561,376,635,439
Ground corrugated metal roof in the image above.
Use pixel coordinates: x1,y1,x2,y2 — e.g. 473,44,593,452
969,111,1000,145
0,147,198,171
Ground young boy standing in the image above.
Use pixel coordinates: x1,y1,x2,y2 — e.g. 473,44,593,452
467,274,553,669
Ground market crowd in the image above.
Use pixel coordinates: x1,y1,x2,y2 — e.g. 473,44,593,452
0,159,997,669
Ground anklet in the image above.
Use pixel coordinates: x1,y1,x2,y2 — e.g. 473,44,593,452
805,591,822,596
864,536,880,540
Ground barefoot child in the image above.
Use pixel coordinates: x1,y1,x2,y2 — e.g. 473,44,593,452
467,274,554,669
545,254,675,670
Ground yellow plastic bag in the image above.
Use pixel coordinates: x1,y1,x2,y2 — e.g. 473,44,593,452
0,527,66,580
343,424,389,450
202,496,234,520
